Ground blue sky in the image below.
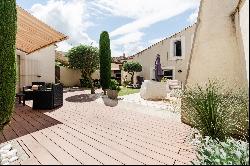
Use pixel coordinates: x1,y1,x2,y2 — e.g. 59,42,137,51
17,0,200,57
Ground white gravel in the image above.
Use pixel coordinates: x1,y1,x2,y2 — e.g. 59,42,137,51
0,140,29,165
120,93,174,110
96,93,182,121
0,143,18,165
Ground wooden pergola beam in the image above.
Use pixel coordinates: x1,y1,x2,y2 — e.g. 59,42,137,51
16,6,68,54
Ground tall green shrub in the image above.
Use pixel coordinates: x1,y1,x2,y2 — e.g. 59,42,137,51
99,31,111,95
0,1,17,130
182,81,248,141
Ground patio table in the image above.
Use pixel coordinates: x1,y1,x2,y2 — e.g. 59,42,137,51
16,93,25,106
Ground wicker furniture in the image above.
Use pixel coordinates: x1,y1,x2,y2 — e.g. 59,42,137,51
16,93,25,106
32,83,63,110
23,82,46,100
22,86,33,100
32,82,46,86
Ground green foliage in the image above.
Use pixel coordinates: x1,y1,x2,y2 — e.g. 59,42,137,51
67,44,99,93
122,80,130,87
0,1,17,130
193,137,249,165
80,77,92,88
109,79,121,91
99,31,111,90
55,59,69,67
161,76,171,83
118,87,140,96
123,62,142,73
182,81,248,141
123,62,142,84
67,45,99,74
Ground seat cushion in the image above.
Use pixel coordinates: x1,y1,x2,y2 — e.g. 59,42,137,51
32,85,39,90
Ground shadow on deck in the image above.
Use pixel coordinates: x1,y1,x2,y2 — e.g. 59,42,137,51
0,103,62,144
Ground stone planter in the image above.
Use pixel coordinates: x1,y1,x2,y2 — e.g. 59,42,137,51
107,89,118,99
140,80,170,100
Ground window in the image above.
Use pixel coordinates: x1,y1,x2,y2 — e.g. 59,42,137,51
163,69,174,80
114,70,121,74
116,73,121,78
174,40,182,57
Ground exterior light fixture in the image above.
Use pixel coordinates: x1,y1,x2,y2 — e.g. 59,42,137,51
178,70,182,73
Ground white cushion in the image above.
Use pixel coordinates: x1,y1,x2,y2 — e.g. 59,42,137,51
31,85,39,91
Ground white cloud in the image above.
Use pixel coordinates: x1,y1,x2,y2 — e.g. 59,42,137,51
148,37,165,45
55,41,73,52
28,0,200,56
188,7,199,24
112,31,144,45
93,0,200,37
111,31,145,56
92,0,200,56
111,42,145,57
30,0,97,51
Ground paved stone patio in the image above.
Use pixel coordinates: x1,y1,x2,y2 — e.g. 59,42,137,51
0,90,196,165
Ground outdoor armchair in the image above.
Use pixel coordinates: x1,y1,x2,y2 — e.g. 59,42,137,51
32,83,63,110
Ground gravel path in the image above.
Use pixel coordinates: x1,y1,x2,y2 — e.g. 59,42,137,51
96,93,181,122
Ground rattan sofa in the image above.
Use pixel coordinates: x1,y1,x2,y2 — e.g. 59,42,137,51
32,83,63,110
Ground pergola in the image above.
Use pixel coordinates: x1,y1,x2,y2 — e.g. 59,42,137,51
16,6,68,54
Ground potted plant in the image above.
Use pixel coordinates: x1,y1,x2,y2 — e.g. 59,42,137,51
107,79,121,99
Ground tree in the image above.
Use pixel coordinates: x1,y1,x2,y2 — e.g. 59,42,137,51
123,62,142,84
0,1,17,131
67,45,99,94
99,31,111,95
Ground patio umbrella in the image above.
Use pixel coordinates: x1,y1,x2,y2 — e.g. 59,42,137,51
155,54,164,82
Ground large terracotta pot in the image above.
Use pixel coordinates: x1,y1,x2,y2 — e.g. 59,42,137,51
107,89,118,99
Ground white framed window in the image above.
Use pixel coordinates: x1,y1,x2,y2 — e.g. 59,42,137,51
169,36,185,60
174,40,182,57
150,67,175,80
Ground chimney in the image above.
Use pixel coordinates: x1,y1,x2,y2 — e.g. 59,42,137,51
123,53,126,58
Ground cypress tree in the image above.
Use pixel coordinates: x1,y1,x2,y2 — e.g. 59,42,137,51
99,31,111,95
0,0,17,130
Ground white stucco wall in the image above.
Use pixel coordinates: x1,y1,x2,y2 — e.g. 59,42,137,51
59,67,101,87
239,0,249,84
60,67,81,87
59,63,120,87
186,0,248,89
16,45,56,89
128,25,196,85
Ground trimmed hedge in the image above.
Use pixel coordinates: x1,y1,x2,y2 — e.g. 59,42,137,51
99,31,111,93
0,1,17,130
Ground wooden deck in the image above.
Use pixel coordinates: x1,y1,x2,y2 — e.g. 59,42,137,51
0,91,196,165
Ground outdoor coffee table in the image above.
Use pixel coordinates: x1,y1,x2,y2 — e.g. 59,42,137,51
16,93,25,106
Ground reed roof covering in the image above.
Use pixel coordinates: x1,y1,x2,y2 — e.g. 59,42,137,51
16,6,68,54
